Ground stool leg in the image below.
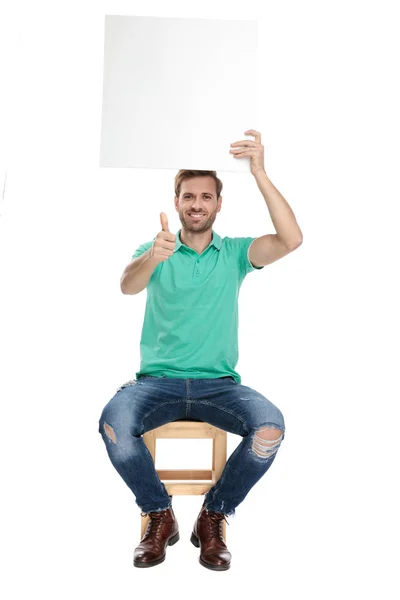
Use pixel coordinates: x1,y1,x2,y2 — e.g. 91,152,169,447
143,430,156,461
140,514,150,539
140,431,156,539
213,429,227,480
212,430,227,540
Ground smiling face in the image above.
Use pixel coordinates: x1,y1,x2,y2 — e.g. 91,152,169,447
174,176,222,233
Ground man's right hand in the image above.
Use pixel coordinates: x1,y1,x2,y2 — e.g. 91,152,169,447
149,213,177,263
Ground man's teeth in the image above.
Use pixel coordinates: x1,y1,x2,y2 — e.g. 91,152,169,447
189,214,204,218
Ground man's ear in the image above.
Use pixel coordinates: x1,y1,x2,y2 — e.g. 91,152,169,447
217,195,222,212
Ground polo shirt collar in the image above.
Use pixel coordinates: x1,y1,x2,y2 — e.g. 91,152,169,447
174,229,222,253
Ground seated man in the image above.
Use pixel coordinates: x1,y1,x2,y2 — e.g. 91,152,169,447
99,151,303,570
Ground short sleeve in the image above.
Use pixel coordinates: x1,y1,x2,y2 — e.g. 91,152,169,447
131,238,161,284
131,239,155,260
234,237,265,278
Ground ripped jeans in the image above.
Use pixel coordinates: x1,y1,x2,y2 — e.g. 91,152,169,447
98,376,285,517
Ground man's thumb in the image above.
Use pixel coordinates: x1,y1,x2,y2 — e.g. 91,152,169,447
160,212,170,232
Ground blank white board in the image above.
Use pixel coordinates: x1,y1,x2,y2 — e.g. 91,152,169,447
99,15,259,171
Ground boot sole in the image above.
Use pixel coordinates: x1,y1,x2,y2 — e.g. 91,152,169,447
190,532,231,571
133,531,180,568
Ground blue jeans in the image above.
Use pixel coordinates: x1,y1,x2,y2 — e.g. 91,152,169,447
98,376,285,517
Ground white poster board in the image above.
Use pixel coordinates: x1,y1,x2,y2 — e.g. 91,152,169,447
99,15,259,171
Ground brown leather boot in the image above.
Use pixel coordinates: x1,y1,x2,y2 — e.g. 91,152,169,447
190,500,231,570
134,506,179,568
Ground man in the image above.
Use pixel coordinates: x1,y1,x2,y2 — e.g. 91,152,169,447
98,130,303,570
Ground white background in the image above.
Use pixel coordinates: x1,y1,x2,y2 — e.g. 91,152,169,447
0,1,399,598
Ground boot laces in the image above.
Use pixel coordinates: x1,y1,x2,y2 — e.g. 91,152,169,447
140,510,167,539
205,510,229,540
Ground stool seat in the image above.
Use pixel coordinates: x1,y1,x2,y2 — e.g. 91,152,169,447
141,419,227,539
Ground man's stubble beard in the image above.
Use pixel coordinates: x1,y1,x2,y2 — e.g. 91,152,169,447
178,208,218,234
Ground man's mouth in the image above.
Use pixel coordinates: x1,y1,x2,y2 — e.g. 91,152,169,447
188,213,205,219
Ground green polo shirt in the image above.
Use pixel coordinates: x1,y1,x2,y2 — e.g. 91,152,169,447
131,228,264,384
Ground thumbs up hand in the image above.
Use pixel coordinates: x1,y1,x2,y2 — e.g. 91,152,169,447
149,213,176,263
160,212,170,233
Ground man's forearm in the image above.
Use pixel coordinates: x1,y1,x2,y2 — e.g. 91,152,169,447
254,169,303,247
120,250,160,295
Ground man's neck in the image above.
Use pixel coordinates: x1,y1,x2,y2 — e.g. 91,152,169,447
179,228,213,255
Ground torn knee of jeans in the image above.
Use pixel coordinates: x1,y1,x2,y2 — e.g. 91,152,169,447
104,422,116,444
252,426,283,458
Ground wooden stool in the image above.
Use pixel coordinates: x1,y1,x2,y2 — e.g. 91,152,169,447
141,420,227,539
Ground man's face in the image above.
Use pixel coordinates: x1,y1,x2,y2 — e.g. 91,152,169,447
175,176,222,233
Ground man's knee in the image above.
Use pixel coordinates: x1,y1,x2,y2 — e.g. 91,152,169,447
103,422,117,443
252,425,284,458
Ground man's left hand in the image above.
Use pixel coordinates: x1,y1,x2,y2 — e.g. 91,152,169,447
230,129,265,176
